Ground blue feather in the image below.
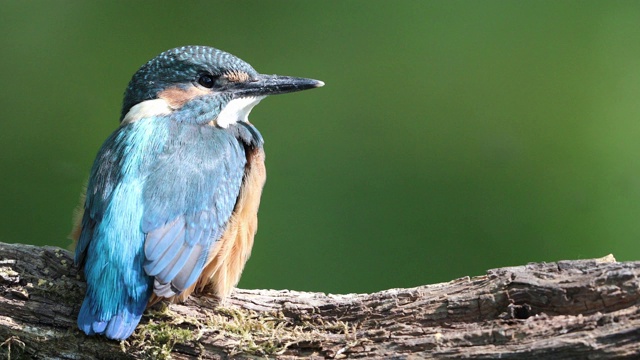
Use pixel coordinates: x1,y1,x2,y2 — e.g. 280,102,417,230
143,218,184,262
141,124,246,295
76,117,168,339
76,115,248,339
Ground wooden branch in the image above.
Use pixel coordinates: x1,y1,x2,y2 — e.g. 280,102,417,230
1,242,639,359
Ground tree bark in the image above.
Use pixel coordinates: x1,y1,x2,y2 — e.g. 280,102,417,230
0,242,639,359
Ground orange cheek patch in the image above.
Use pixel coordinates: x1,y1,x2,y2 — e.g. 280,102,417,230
225,70,251,83
158,85,210,109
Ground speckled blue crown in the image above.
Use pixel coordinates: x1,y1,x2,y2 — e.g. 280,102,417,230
120,46,258,120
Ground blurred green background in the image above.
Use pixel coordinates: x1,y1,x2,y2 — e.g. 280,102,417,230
1,1,639,295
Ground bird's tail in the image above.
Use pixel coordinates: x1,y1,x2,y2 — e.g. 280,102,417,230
77,294,149,340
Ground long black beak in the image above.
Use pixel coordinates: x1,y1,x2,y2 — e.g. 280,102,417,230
233,74,324,98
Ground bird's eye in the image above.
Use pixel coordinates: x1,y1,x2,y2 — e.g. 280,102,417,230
197,74,216,88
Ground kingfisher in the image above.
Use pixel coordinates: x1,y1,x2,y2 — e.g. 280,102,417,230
70,46,323,340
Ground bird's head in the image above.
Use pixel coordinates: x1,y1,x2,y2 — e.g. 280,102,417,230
120,46,324,126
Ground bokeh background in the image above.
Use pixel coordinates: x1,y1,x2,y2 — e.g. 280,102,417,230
2,1,640,295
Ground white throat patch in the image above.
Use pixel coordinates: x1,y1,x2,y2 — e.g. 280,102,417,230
121,99,172,124
215,96,265,128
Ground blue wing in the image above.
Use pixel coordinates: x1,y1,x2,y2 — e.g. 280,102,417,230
141,124,246,297
76,118,163,340
75,117,246,340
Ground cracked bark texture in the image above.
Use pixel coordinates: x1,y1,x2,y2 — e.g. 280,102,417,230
0,241,639,359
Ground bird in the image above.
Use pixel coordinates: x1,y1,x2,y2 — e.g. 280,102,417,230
70,45,324,340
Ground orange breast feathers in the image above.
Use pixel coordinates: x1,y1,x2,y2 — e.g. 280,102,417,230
165,146,267,303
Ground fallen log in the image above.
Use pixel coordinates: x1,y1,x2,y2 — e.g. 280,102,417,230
1,242,638,359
